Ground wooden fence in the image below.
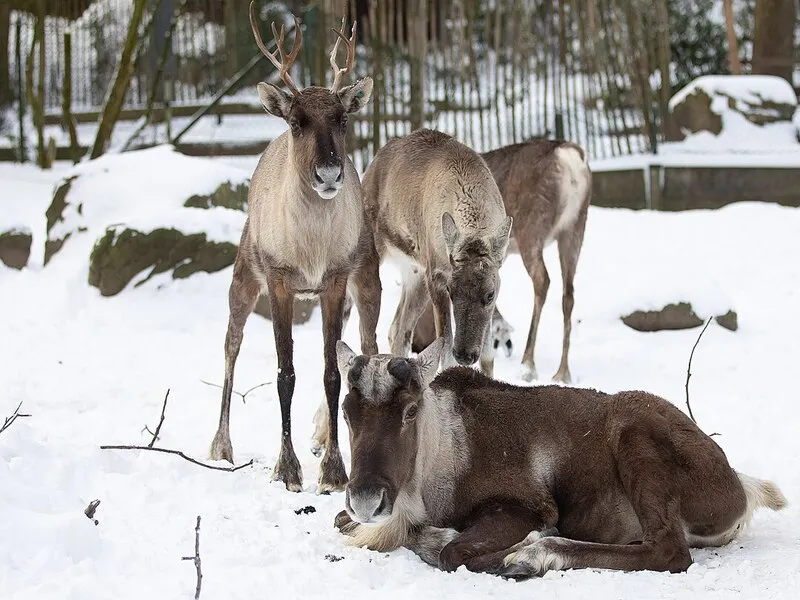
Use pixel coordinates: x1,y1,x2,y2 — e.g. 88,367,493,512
2,0,674,166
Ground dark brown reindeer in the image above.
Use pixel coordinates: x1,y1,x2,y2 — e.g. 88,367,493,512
362,129,512,377
333,340,786,578
209,3,381,493
413,139,591,383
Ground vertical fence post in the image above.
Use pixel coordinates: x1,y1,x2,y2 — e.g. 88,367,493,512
408,0,427,131
15,18,26,163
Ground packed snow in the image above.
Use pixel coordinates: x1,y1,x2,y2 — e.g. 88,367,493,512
1,158,799,600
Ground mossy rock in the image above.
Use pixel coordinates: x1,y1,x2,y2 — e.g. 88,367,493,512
89,226,237,296
622,302,738,332
670,90,723,138
0,229,32,270
253,294,317,325
44,175,78,265
184,182,249,211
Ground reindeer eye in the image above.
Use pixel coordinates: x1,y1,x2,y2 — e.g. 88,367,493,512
289,119,301,136
340,113,348,128
403,403,418,423
484,290,495,305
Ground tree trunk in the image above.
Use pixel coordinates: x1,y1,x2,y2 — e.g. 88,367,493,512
90,0,149,160
62,32,81,164
752,0,795,83
0,3,10,109
723,0,741,75
408,0,427,131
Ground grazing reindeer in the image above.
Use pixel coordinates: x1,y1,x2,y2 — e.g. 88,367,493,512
333,340,787,578
362,129,512,376
412,303,513,358
209,3,381,493
480,140,591,383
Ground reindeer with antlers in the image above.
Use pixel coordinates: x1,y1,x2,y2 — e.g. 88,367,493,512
209,2,380,494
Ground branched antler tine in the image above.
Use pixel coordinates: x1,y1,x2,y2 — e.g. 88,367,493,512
249,1,301,95
329,18,357,93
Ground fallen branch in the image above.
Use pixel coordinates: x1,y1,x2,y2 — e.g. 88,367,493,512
101,390,252,472
146,389,170,448
1,401,31,435
199,379,271,404
685,318,720,436
100,444,253,472
84,499,101,525
182,516,203,599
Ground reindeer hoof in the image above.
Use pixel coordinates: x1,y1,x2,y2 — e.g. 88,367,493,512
271,455,303,492
310,441,325,458
498,561,536,581
318,452,348,494
334,509,357,535
209,430,234,464
519,364,537,383
552,369,572,384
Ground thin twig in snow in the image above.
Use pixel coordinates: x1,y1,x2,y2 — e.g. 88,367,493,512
100,444,253,472
147,389,170,448
685,318,720,436
182,516,203,599
84,499,101,525
199,379,271,404
0,401,31,436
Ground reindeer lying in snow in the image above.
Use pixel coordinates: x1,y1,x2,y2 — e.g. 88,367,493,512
333,339,787,578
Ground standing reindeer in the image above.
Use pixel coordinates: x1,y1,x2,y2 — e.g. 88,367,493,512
209,2,380,494
361,129,512,376
480,140,591,383
411,140,591,383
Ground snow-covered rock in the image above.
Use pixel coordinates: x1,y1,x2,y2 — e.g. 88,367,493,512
669,75,798,141
621,303,738,332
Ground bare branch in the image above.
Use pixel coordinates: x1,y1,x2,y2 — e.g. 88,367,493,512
84,499,101,525
199,379,271,404
685,317,713,425
147,389,170,448
182,515,203,599
1,401,31,436
100,445,253,473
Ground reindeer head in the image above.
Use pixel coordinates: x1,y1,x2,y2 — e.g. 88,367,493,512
250,2,373,200
442,212,513,366
336,339,444,524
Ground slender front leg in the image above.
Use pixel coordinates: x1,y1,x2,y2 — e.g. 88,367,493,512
210,255,260,462
552,210,586,383
389,268,428,357
318,274,349,493
439,501,558,574
427,268,456,369
268,276,302,492
519,245,549,382
350,238,382,356
478,316,495,378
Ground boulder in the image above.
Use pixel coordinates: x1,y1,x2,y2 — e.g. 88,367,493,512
669,75,797,139
621,302,738,332
88,225,238,296
0,228,32,270
183,181,249,211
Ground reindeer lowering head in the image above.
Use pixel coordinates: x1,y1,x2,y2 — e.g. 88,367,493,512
442,212,513,366
250,2,373,199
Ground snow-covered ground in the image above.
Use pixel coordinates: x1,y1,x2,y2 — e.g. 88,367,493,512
1,160,799,600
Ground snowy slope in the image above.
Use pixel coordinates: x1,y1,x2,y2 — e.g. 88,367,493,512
1,163,799,600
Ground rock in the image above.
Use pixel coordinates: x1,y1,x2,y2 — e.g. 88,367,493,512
89,226,238,296
714,310,738,332
670,75,797,139
0,228,32,270
184,182,249,211
253,294,317,325
621,302,738,332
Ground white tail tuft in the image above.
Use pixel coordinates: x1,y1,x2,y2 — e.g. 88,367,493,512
737,471,788,531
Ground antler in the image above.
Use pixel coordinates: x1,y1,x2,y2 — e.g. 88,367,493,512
249,1,302,96
329,16,357,93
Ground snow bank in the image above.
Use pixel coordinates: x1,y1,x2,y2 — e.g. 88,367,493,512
668,75,798,113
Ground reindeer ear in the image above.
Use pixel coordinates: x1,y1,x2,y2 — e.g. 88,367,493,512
257,82,292,120
489,215,513,262
336,340,357,381
338,77,373,113
415,337,444,386
441,212,460,255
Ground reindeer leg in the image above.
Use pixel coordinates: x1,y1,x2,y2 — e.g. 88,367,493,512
317,274,349,494
478,318,494,378
389,268,427,357
438,501,558,574
428,268,456,369
351,239,382,356
268,277,303,492
210,255,260,462
501,424,693,579
519,245,548,382
552,209,586,384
